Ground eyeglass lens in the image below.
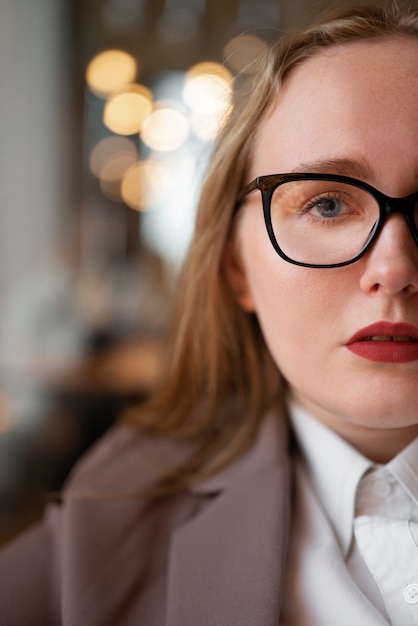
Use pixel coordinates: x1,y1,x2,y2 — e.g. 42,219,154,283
268,179,418,266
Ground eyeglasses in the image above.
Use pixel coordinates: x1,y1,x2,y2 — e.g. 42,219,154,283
237,173,418,268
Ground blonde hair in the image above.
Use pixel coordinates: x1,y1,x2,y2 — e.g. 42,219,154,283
126,2,418,490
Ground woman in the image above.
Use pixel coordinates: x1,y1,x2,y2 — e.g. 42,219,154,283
2,3,418,624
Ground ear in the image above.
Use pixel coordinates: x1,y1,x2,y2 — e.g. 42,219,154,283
222,240,256,312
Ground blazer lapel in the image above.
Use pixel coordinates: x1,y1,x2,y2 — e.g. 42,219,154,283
165,411,291,626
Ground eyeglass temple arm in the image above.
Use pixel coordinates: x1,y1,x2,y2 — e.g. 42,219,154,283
236,178,260,204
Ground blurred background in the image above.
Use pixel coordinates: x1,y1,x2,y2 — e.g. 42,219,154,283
0,0,408,542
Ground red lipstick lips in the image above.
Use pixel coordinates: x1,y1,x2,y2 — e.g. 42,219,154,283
347,322,418,362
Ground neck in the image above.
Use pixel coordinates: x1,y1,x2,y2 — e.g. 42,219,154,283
332,422,418,463
292,397,418,463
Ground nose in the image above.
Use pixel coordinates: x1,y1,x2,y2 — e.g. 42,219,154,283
359,214,418,296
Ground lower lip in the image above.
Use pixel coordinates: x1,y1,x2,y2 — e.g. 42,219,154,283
347,341,418,363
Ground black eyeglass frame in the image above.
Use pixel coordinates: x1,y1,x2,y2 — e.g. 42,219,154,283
237,173,418,268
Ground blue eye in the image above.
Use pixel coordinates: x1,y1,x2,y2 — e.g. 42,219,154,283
306,195,345,218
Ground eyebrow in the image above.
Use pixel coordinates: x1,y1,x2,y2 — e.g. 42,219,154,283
291,157,375,180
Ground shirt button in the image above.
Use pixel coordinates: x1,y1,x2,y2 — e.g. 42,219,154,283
372,479,392,498
404,584,418,604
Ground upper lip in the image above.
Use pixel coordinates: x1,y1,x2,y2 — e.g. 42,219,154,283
348,322,418,343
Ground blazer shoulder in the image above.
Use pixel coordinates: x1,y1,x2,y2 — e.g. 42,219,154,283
66,406,291,497
65,421,194,496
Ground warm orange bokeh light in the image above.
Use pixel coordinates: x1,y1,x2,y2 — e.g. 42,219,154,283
141,106,189,152
121,159,168,210
104,84,153,135
86,50,137,97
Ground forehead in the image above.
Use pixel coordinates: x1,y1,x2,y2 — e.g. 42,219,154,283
251,37,418,183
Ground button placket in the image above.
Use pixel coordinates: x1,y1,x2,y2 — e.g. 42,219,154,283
404,583,418,605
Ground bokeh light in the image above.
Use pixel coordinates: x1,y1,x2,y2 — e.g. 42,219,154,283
89,136,138,178
86,49,137,97
99,152,139,201
183,62,233,116
121,159,169,211
190,109,231,141
103,84,153,135
141,105,189,152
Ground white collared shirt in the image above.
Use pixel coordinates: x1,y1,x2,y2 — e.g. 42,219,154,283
280,402,418,625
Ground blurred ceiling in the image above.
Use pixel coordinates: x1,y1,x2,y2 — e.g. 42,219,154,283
72,0,352,81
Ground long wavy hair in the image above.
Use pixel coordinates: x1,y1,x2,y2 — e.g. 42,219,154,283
125,1,418,490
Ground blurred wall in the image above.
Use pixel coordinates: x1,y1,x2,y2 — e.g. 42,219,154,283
0,0,71,281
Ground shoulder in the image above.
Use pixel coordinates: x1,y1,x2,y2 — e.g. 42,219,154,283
65,420,195,496
66,406,290,497
0,409,291,625
0,425,200,626
67,405,291,496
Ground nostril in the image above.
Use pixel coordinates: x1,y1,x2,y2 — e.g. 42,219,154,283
359,215,418,297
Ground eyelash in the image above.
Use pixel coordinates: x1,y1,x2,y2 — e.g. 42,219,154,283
301,192,360,220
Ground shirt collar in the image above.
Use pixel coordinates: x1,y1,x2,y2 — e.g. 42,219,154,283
386,436,418,506
288,400,372,557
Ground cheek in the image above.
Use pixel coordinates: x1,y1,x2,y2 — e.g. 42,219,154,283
249,266,321,366
239,217,345,375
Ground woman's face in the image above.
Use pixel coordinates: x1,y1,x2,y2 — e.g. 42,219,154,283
232,37,418,456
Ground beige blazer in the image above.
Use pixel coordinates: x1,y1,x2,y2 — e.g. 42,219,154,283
0,410,291,625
